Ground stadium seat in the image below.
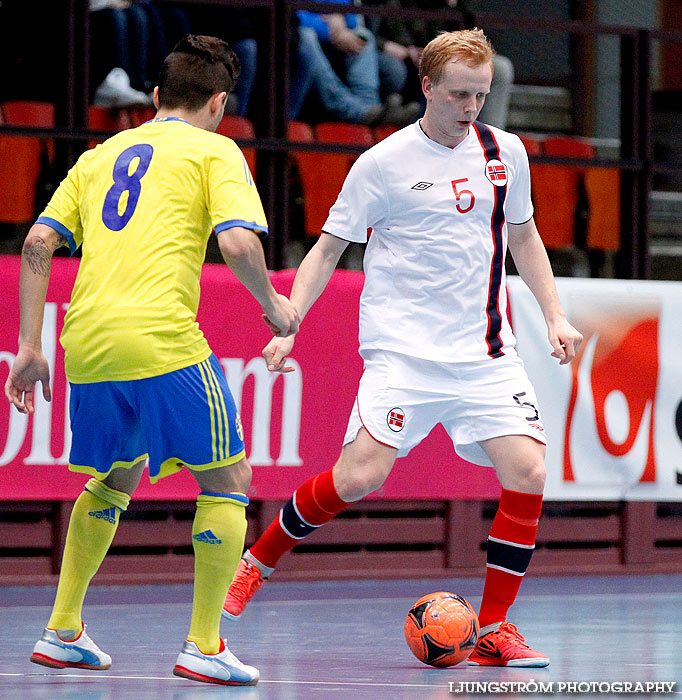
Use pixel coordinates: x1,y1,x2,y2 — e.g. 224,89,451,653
516,133,542,156
128,106,157,127
315,122,374,147
1,101,55,128
288,120,315,144
515,134,545,238
543,136,595,160
87,106,132,148
373,124,400,142
0,101,55,224
287,120,321,237
1,100,56,161
584,167,621,251
216,115,256,178
531,136,595,250
294,122,373,237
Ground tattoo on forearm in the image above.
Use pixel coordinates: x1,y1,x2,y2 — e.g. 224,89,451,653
23,235,63,276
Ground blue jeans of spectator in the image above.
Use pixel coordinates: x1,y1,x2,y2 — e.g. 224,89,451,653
90,6,147,95
293,25,381,123
140,2,191,91
290,41,314,120
378,51,408,100
232,38,257,117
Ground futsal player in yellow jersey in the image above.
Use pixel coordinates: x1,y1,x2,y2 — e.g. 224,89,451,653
4,35,299,686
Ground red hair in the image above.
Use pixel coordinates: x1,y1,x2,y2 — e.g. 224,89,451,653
419,28,495,85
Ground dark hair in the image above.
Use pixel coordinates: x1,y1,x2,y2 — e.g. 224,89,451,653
157,35,241,111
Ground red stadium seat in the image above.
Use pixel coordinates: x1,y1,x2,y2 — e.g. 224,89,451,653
543,136,595,161
216,115,256,178
584,167,620,251
516,133,542,156
294,122,373,237
373,124,400,142
315,122,374,147
531,136,596,250
0,134,43,223
88,106,132,131
515,134,546,240
1,101,55,127
0,101,55,224
542,136,619,252
287,120,320,237
128,106,157,127
87,106,132,148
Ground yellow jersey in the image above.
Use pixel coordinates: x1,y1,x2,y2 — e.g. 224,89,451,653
37,117,267,383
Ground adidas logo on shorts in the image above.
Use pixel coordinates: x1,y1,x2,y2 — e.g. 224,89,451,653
88,507,117,524
193,529,223,545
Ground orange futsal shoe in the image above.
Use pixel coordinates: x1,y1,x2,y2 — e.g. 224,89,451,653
222,558,266,620
467,622,549,667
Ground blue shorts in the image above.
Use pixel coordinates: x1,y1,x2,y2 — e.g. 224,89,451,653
68,354,246,483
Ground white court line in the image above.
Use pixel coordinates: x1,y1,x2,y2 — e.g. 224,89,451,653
2,673,680,694
4,590,682,613
0,672,443,689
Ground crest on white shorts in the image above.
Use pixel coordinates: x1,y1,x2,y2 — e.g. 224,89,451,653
387,408,406,432
485,159,508,186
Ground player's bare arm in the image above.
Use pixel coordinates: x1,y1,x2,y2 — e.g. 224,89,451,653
217,226,300,337
5,224,66,413
262,232,349,373
507,218,583,365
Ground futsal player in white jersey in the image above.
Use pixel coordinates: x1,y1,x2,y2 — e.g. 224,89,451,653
224,28,582,667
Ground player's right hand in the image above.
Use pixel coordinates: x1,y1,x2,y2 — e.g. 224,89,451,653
4,345,52,414
263,335,296,373
263,294,300,337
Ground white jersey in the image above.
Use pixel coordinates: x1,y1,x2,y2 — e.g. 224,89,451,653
323,120,534,363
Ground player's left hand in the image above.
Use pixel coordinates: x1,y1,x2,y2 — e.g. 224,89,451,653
4,344,52,414
548,318,583,365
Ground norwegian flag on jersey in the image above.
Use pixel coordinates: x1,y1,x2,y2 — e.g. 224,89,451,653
387,408,405,432
485,159,508,186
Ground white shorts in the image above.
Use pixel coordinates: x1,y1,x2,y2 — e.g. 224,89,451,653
343,350,546,467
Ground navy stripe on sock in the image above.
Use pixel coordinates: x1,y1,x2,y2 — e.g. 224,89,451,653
280,496,318,539
486,538,534,575
200,491,250,505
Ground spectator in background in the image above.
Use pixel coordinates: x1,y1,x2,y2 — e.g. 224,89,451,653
364,0,514,129
294,0,421,126
90,0,190,108
137,2,191,92
180,5,260,117
90,0,151,107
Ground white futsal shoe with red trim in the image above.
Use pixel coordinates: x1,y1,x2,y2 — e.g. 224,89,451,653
31,625,112,670
173,638,259,686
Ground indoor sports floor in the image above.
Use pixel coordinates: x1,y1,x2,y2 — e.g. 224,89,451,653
2,575,681,699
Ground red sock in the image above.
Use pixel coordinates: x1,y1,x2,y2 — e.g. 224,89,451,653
477,489,543,629
250,469,350,569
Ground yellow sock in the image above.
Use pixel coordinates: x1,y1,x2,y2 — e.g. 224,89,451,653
47,479,130,631
187,492,248,654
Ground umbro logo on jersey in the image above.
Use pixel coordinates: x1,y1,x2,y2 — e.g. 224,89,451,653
387,408,406,432
88,507,117,524
411,181,433,190
193,529,223,545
